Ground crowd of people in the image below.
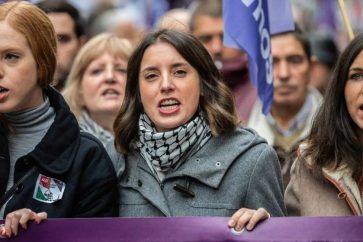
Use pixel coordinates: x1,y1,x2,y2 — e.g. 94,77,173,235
0,0,361,239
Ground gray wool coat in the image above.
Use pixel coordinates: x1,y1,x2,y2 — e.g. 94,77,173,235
107,127,286,217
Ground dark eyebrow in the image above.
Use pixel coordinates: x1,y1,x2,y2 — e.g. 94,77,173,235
349,67,363,72
171,63,189,68
141,62,189,73
140,66,158,73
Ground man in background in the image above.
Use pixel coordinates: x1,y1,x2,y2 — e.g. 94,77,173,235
190,0,257,123
37,0,86,91
248,28,322,188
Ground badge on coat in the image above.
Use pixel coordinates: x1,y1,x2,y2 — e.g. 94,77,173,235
33,174,65,203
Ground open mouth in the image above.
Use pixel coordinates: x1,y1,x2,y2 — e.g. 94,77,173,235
159,99,180,110
0,86,9,93
102,89,120,97
0,86,10,101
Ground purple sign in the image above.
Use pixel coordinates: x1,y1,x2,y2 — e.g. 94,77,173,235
1,216,362,241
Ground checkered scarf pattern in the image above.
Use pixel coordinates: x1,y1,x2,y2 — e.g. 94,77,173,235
135,113,211,172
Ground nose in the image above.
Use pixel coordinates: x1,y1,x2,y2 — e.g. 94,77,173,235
275,61,290,82
160,74,174,93
105,67,116,84
209,35,223,59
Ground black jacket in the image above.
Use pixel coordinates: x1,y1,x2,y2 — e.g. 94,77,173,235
0,87,118,218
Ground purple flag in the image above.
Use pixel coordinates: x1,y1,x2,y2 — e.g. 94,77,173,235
223,0,294,114
1,216,363,242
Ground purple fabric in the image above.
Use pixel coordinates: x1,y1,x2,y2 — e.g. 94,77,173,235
1,216,363,242
316,0,337,35
223,0,294,115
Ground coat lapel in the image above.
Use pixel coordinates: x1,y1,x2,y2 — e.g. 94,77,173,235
122,152,171,216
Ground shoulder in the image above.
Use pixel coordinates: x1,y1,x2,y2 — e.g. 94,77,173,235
288,145,317,186
295,142,315,170
247,100,264,125
215,126,267,146
75,131,115,171
79,131,106,151
232,128,279,168
105,140,125,177
228,127,272,153
308,87,323,104
205,127,274,164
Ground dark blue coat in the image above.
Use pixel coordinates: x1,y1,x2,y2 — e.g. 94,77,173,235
0,87,118,218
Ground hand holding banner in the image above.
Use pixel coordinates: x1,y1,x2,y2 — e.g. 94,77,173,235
1,216,363,242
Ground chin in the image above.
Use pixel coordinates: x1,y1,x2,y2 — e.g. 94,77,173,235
99,107,119,116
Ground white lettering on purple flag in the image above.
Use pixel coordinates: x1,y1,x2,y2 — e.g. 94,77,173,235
241,0,272,84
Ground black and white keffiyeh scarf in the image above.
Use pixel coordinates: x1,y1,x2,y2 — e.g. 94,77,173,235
135,113,212,173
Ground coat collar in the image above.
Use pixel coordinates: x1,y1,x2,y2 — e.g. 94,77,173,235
136,128,265,189
28,87,80,175
323,166,363,215
0,87,81,176
248,87,322,146
300,142,363,215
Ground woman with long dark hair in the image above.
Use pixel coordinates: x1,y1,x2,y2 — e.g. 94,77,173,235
285,33,363,216
108,28,286,230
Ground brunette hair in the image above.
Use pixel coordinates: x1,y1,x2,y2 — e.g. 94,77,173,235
303,33,363,181
114,29,239,153
36,0,85,38
272,24,312,61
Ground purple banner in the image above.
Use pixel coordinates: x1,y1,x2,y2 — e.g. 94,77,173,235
1,216,363,241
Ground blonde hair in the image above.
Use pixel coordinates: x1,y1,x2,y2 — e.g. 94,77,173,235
62,33,133,118
0,1,57,130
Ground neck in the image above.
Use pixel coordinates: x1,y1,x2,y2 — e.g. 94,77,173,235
270,101,304,131
89,112,115,134
4,96,54,134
